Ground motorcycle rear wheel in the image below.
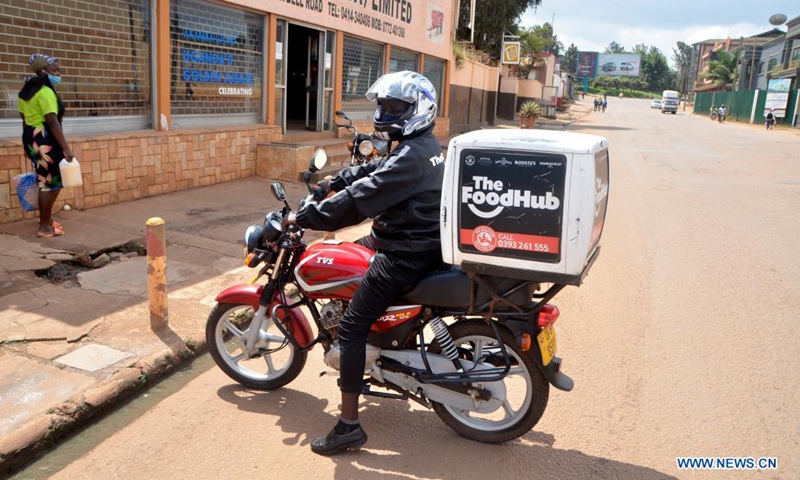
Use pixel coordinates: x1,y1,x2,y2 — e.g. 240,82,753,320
429,320,549,443
206,302,307,390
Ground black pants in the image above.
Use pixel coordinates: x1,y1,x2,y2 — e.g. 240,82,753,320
338,237,443,393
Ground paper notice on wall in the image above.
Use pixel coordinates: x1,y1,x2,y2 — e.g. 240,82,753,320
276,42,283,61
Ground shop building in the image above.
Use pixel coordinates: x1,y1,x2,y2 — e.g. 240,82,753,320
0,0,498,223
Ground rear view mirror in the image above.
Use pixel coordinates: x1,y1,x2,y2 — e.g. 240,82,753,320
310,148,328,172
271,182,286,202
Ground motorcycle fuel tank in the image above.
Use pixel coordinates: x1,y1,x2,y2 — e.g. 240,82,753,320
294,240,373,299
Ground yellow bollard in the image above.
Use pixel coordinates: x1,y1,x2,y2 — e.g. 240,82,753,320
146,217,169,331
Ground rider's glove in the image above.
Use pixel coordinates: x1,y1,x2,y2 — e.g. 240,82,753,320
312,180,331,201
282,212,298,229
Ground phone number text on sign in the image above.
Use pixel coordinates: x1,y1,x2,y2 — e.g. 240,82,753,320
460,228,559,254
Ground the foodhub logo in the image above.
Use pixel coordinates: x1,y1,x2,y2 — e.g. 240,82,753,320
462,175,560,219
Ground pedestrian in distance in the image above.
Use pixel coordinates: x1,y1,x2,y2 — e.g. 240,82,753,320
718,104,726,124
710,104,718,121
282,70,445,455
17,53,74,238
765,108,775,130
602,99,607,113
593,98,599,112
619,92,623,100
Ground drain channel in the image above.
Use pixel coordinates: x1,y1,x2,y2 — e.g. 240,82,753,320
35,241,146,285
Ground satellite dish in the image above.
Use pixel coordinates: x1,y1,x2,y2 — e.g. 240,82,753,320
769,13,787,26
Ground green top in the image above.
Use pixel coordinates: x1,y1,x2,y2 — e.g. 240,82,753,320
17,87,59,129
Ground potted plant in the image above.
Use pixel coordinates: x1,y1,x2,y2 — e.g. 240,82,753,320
518,101,542,128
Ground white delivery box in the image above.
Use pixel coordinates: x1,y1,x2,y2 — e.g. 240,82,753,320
440,129,609,286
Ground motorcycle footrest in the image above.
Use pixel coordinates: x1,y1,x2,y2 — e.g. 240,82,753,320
361,386,408,400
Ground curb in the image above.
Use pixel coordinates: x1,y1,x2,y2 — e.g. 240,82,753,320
0,334,209,475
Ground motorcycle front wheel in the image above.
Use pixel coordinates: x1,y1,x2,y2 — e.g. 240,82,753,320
429,319,549,443
205,302,307,390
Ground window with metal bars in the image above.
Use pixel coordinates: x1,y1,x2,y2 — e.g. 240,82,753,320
389,48,418,73
0,0,152,137
423,56,445,113
170,0,262,125
341,36,384,120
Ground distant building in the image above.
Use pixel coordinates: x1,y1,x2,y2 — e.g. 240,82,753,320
756,35,789,90
690,38,745,92
734,29,785,91
764,15,800,90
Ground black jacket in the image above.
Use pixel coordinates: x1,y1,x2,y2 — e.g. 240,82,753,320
296,126,444,253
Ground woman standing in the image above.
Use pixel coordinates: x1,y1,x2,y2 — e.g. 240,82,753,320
17,54,74,237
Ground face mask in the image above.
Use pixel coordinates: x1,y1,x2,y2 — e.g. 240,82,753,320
47,73,62,86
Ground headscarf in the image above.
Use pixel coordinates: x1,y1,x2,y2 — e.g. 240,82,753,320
19,54,64,118
29,53,57,73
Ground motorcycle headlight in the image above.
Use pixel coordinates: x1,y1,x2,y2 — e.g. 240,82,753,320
358,140,374,156
244,224,264,253
262,211,283,243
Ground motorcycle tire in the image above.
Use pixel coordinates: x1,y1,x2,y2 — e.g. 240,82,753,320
206,302,307,390
428,319,549,444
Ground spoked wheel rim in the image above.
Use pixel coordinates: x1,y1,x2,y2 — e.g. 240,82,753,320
443,334,533,432
213,304,295,382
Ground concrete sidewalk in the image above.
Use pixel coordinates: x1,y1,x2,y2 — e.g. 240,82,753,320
0,101,588,474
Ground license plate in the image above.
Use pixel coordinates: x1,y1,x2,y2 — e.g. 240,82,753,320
537,326,557,366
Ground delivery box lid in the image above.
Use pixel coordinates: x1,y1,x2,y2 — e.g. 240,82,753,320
448,129,608,155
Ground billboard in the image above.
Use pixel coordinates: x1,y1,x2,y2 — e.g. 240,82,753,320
577,52,598,78
597,54,641,77
765,79,791,118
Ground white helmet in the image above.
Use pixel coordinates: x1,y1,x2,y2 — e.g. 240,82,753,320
366,70,437,140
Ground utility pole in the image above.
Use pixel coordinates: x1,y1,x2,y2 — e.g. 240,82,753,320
749,38,757,90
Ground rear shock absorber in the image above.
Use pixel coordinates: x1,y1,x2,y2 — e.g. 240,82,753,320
430,317,460,365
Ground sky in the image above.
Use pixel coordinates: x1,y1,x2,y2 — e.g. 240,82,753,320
520,1,797,67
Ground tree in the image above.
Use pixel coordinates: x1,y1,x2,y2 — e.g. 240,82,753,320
632,44,648,57
505,21,567,79
703,48,739,91
672,41,693,94
626,44,673,92
530,22,563,56
513,23,562,78
456,0,542,56
561,43,579,75
604,41,626,54
643,46,672,91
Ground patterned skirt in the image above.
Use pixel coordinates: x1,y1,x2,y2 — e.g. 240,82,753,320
22,124,64,191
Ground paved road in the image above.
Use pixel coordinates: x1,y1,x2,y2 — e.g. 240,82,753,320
42,100,800,479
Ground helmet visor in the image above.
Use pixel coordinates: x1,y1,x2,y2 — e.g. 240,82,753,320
365,71,436,104
379,98,412,118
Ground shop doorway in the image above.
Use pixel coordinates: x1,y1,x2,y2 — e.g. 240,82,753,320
284,24,335,133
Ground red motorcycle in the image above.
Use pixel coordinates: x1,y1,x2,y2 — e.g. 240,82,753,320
205,150,573,443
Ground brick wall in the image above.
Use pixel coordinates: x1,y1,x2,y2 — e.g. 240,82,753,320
0,124,281,223
0,0,151,120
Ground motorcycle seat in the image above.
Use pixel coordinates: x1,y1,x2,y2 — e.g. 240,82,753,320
399,264,537,309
